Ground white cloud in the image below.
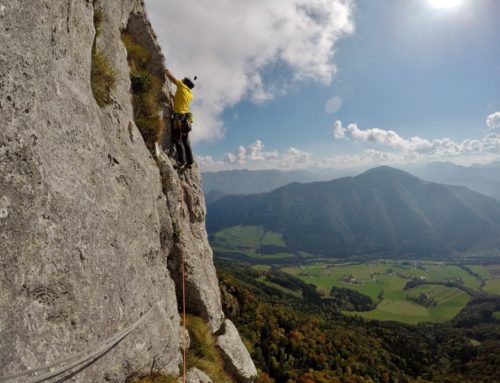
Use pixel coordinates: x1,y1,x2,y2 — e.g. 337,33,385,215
145,0,355,143
486,112,500,130
199,140,312,171
281,147,313,168
332,120,346,139
319,149,404,168
225,140,279,164
335,120,500,159
196,155,227,172
198,130,500,171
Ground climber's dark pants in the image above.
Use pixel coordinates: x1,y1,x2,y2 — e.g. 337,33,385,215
172,123,193,166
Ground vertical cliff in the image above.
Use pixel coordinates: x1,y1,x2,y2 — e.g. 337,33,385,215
0,1,255,382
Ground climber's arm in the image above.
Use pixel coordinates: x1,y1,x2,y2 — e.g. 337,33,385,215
165,69,178,85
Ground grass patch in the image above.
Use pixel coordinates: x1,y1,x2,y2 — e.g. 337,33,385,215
256,276,302,298
486,264,500,277
213,226,265,249
212,226,292,262
493,311,500,320
122,32,164,149
90,5,116,107
484,279,500,296
93,6,103,37
465,264,491,279
251,265,271,273
126,373,178,383
261,231,285,246
284,261,473,324
91,51,116,107
344,284,470,324
185,315,232,383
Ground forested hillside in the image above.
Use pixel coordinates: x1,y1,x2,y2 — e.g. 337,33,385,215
208,167,500,258
217,261,500,383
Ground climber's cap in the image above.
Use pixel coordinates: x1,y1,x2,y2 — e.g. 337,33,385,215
182,76,197,90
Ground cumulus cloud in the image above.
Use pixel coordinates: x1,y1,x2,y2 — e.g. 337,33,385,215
225,140,278,164
198,130,500,171
486,112,500,130
145,0,355,143
332,120,346,139
198,140,312,171
281,147,313,168
334,120,500,159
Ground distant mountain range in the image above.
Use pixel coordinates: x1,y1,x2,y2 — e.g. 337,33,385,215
202,162,500,204
201,169,319,196
207,166,500,258
201,168,357,202
403,161,500,201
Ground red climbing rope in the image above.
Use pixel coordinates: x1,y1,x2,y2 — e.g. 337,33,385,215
181,248,187,383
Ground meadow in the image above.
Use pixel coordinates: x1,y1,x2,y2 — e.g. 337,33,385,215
281,261,500,324
210,226,500,324
211,225,299,260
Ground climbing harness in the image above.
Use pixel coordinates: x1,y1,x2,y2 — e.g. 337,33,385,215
171,113,192,134
0,303,160,383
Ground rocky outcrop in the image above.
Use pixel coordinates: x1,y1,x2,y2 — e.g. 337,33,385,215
155,146,224,333
217,320,259,383
186,368,213,383
0,0,253,382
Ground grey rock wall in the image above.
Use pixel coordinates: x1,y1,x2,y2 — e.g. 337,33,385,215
217,320,258,383
0,0,253,382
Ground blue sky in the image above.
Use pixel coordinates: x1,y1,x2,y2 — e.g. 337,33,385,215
146,0,500,170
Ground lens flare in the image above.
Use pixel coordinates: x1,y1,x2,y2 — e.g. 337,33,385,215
428,0,463,9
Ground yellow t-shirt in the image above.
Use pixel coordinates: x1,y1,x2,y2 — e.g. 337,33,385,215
173,79,193,114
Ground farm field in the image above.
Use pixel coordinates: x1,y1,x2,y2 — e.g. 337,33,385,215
211,225,300,261
484,278,500,295
468,264,500,295
282,261,500,324
211,227,500,323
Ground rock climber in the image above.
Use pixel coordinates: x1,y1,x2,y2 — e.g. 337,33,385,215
165,68,196,169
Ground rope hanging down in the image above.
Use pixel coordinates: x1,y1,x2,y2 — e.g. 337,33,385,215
0,303,160,383
181,247,187,383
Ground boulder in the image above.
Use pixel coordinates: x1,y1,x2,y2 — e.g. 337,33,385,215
217,320,258,383
186,367,213,383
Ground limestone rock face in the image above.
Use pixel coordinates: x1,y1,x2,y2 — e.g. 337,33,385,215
186,367,213,383
217,320,258,383
0,0,247,382
155,146,224,333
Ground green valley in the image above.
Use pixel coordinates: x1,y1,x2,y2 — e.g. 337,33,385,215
210,225,304,262
210,224,500,324
283,260,499,324
217,260,500,383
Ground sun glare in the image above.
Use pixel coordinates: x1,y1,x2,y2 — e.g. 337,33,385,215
428,0,463,9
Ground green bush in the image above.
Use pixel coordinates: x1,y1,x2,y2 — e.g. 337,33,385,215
126,373,178,383
93,8,103,37
90,4,116,107
122,31,164,149
185,315,233,383
91,50,116,107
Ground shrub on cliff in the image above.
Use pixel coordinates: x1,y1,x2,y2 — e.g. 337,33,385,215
91,50,117,106
186,315,232,383
122,32,164,149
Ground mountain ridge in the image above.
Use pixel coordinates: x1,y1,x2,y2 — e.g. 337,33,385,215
207,166,500,258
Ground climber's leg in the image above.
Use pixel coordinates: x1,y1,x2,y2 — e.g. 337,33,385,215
172,121,186,165
182,133,193,166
